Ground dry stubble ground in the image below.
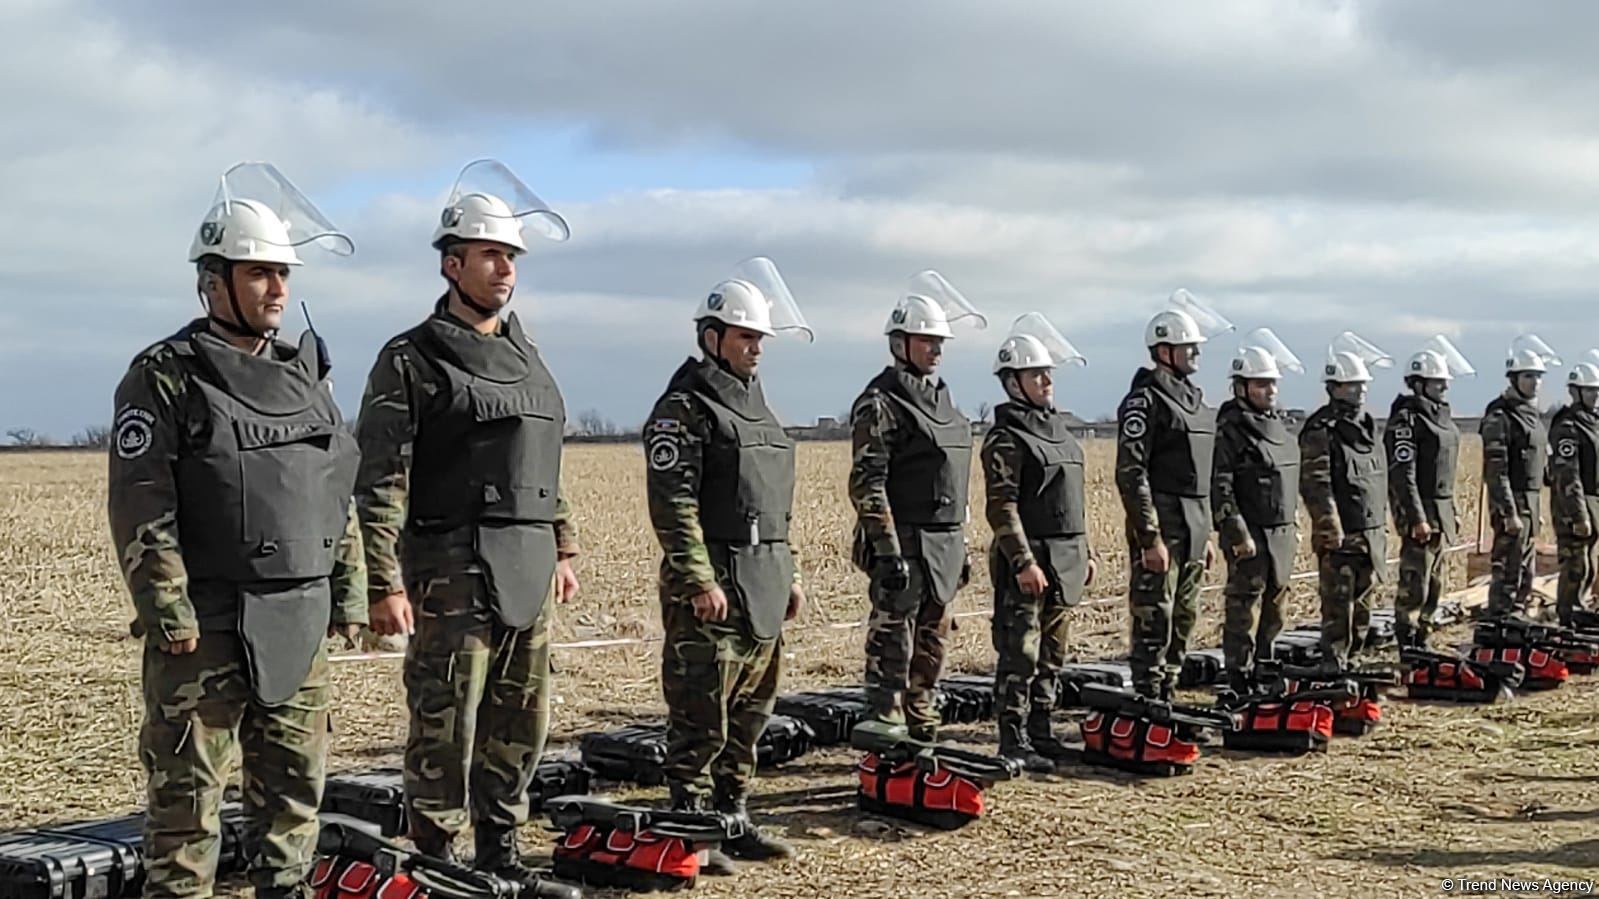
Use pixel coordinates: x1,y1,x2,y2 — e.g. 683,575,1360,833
1,441,1596,898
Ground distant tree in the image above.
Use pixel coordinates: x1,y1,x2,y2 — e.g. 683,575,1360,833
6,428,49,447
974,401,993,423
72,426,112,449
575,409,619,437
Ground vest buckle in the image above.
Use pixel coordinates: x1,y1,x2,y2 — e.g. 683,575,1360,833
258,541,279,557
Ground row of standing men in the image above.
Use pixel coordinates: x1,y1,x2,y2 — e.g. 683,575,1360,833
102,160,1599,897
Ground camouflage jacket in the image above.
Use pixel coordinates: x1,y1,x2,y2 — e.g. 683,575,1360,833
1547,403,1599,534
847,361,958,559
1480,387,1546,519
1297,397,1382,548
979,411,1094,573
352,303,580,601
106,319,367,644
642,358,801,602
1114,365,1209,548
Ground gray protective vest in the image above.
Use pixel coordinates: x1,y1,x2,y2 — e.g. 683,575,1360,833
869,367,973,527
1141,369,1216,499
1309,404,1388,533
171,328,358,705
866,366,971,603
671,358,796,639
1217,399,1299,529
1485,395,1548,493
405,311,566,629
990,402,1087,602
1386,394,1460,539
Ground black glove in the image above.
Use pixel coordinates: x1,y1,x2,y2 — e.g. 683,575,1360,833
873,555,911,592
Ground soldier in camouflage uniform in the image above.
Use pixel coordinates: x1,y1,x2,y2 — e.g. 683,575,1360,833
1299,344,1388,669
352,162,580,895
1212,333,1300,693
1115,303,1218,699
1481,336,1555,618
1547,363,1599,626
1385,343,1464,649
108,163,365,899
643,259,810,873
849,271,986,742
981,314,1095,773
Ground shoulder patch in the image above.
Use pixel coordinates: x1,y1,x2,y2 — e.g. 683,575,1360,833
113,405,156,460
1391,426,1412,440
1392,443,1415,464
1122,394,1150,411
650,417,683,434
1121,410,1148,439
648,437,681,471
1559,439,1579,458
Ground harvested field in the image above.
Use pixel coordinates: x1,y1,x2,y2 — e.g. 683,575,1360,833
2,441,1597,897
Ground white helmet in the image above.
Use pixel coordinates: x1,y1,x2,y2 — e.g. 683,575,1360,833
1407,350,1452,381
188,162,353,266
1145,309,1206,347
694,257,812,342
885,270,986,339
993,334,1052,373
188,198,303,266
1229,327,1301,381
431,159,569,253
1231,345,1281,380
993,312,1086,374
1505,333,1559,374
1569,363,1599,388
1324,350,1374,383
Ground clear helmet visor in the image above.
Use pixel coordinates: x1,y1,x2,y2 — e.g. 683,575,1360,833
210,161,353,256
1420,334,1475,377
1239,326,1303,374
905,270,988,331
1581,348,1599,369
1169,288,1234,339
726,256,813,342
1006,312,1086,367
445,158,570,242
1329,330,1394,370
1510,333,1562,367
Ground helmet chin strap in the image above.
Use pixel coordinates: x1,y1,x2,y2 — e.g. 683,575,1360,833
891,333,930,378
700,322,742,378
448,273,508,319
1003,371,1050,410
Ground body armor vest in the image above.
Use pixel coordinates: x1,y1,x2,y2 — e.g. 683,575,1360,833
1309,404,1387,532
405,311,565,629
169,327,358,705
1138,369,1216,498
669,359,796,639
1217,399,1299,528
990,403,1086,538
1552,405,1599,497
1486,395,1548,493
1387,394,1460,540
870,367,972,526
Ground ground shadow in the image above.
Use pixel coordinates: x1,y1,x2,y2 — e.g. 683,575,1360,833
1332,839,1599,871
1466,771,1599,785
1434,802,1599,824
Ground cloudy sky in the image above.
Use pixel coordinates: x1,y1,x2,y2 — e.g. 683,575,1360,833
6,0,1599,439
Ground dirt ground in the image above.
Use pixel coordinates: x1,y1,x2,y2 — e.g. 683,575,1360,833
2,444,1596,898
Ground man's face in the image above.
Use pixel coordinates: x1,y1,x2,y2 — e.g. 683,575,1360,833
213,262,290,332
1160,343,1201,375
712,325,765,378
1018,368,1054,407
907,334,945,373
1514,371,1543,400
1576,385,1599,412
1245,378,1278,410
445,241,518,309
1418,378,1449,402
1331,381,1368,406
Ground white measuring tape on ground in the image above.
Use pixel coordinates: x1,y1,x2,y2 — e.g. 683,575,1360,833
328,539,1480,664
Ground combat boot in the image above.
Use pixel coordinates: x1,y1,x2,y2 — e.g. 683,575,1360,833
411,821,457,866
714,794,796,863
1026,710,1074,762
473,825,582,899
999,738,1056,774
670,784,736,876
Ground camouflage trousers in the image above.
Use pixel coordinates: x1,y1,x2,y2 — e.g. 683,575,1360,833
1221,548,1287,688
989,550,1075,752
659,595,782,805
139,633,330,898
865,560,953,741
1395,533,1445,647
1555,534,1597,626
1127,539,1204,697
1487,520,1537,617
402,573,553,842
1318,546,1377,668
